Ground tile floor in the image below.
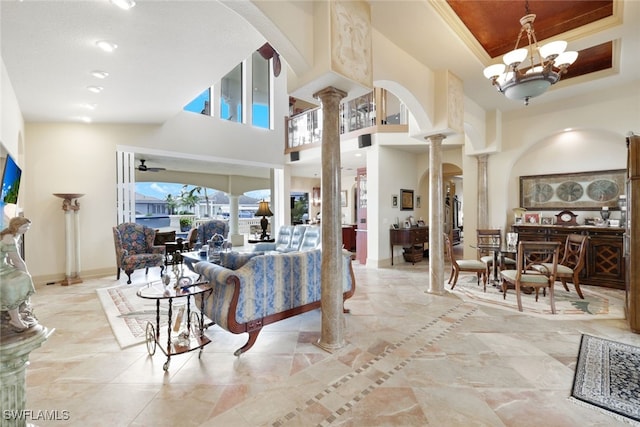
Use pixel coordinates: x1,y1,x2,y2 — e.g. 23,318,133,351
22,251,640,427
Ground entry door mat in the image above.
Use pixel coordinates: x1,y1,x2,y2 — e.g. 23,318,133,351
571,334,640,423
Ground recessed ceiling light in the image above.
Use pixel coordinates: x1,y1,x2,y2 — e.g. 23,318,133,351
96,40,118,52
87,86,103,94
79,116,92,123
110,0,136,10
91,70,109,79
354,153,362,157
82,103,97,110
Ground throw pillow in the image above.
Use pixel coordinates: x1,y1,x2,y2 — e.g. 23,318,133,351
219,251,263,270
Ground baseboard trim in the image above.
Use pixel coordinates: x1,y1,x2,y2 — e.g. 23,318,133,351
33,267,115,287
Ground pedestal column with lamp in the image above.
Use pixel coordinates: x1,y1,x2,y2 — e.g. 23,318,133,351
53,193,84,286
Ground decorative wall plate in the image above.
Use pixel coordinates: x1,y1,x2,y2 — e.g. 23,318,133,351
556,181,584,202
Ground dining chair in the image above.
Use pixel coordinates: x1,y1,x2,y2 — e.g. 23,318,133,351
476,229,516,280
532,233,587,299
444,233,487,291
500,241,561,314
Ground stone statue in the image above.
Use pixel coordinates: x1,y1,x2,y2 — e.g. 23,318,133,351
1,217,39,333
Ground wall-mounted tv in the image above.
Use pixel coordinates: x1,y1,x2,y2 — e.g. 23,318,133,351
1,154,22,204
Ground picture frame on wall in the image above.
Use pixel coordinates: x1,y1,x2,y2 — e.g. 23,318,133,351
519,169,625,210
400,189,414,211
416,196,421,208
341,190,348,207
392,194,398,208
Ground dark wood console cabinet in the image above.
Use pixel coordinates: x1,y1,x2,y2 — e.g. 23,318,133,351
512,224,625,289
342,225,357,252
390,226,429,265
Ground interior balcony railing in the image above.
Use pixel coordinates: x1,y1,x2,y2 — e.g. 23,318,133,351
285,88,409,155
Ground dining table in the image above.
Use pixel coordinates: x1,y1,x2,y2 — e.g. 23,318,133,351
472,243,518,284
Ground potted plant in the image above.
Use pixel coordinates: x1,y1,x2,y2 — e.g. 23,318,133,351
179,216,193,232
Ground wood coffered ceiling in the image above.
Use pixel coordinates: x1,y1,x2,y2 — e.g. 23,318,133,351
445,0,615,80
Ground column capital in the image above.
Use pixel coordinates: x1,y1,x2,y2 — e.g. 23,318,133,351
424,134,447,144
313,86,348,103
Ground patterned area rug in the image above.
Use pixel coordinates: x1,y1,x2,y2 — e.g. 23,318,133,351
97,281,170,348
571,334,640,423
449,275,625,319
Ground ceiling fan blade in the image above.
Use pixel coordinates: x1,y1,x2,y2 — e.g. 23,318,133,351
138,159,165,172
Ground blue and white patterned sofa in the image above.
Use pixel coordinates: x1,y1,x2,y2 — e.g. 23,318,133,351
193,248,355,356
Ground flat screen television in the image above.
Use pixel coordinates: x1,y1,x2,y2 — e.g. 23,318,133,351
1,154,22,204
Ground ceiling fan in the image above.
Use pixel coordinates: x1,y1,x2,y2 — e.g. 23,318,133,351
137,159,166,172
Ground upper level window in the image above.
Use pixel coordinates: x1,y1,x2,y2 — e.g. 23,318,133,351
183,88,211,115
252,51,270,129
220,63,243,123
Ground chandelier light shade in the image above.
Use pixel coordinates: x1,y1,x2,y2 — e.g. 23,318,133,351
483,2,578,105
255,200,274,241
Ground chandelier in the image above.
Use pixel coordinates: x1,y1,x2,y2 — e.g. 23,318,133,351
482,1,578,105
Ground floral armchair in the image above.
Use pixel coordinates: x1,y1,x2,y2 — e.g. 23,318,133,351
197,219,231,249
112,223,165,284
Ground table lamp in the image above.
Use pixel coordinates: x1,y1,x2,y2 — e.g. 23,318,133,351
255,200,274,240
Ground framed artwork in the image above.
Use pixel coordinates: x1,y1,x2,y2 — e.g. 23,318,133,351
403,220,411,228
341,190,348,207
400,189,414,211
416,196,421,208
392,194,398,208
540,216,554,225
524,213,540,224
417,220,426,227
520,169,625,210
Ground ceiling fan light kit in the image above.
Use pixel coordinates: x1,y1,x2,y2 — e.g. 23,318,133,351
482,3,578,106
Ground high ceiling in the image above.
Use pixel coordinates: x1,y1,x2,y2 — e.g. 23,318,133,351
1,0,638,177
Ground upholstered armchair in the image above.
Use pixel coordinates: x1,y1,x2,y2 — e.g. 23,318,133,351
197,219,230,249
112,223,165,284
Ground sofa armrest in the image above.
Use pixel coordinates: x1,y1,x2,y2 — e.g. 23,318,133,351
193,261,239,331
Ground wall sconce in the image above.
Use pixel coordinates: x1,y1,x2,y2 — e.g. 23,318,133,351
312,187,321,207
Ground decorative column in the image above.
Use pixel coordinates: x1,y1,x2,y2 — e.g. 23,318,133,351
314,86,347,352
227,195,244,246
0,326,53,427
53,193,84,286
427,134,446,295
477,154,489,229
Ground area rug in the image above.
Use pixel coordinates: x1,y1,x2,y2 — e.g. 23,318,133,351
448,275,625,319
571,334,640,423
97,281,172,349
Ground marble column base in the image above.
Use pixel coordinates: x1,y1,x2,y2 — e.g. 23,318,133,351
1,325,53,427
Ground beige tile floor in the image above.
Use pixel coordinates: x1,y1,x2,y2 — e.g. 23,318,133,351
23,253,640,427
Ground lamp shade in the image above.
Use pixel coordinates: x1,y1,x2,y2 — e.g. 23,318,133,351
483,63,506,79
554,51,578,68
539,40,567,60
255,201,273,217
503,48,528,67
